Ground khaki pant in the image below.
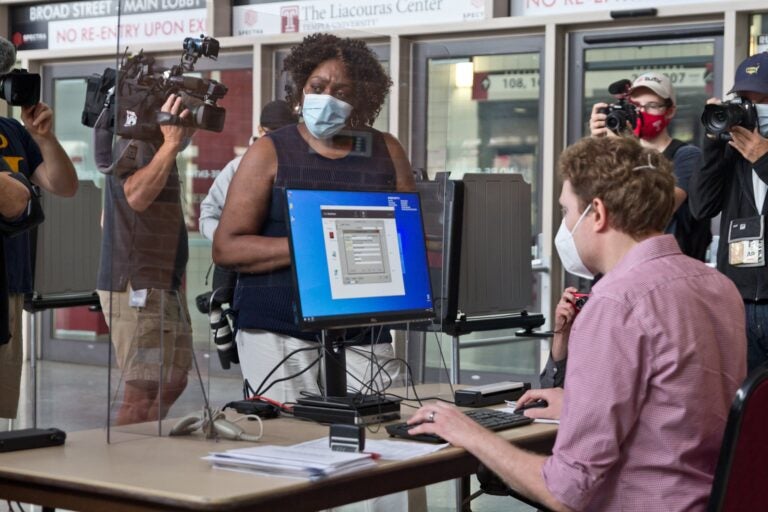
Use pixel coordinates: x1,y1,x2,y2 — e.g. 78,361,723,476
97,286,193,383
0,294,24,419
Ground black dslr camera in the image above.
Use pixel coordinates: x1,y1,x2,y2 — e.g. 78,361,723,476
81,35,228,140
701,97,758,141
597,79,639,135
195,290,239,370
0,69,40,106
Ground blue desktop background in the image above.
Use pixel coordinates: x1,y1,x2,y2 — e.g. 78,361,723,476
286,189,434,328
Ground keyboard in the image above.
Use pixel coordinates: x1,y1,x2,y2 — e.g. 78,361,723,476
385,408,534,443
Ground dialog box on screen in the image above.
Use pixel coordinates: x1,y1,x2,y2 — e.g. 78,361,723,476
321,206,405,300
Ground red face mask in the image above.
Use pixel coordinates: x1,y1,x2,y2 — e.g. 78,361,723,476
633,111,669,139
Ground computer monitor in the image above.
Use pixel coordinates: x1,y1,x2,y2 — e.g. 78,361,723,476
285,188,435,331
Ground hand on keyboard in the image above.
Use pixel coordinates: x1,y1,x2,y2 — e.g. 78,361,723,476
391,404,533,447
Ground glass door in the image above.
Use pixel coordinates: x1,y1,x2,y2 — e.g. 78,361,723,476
568,24,724,146
411,36,546,384
40,54,253,373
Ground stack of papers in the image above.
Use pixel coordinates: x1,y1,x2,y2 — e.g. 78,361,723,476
204,445,377,480
293,437,449,461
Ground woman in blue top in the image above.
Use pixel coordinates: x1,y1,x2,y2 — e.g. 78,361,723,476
214,33,415,405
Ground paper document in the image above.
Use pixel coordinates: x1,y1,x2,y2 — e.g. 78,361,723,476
204,444,376,480
294,437,450,461
503,402,560,425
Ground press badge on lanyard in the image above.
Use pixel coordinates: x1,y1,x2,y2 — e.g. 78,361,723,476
129,288,148,308
728,216,765,267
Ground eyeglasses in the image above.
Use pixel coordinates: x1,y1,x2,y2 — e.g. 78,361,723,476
631,101,669,113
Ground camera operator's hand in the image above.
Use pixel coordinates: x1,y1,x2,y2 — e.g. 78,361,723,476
21,102,53,139
729,125,768,164
552,286,579,361
160,94,193,153
590,102,610,137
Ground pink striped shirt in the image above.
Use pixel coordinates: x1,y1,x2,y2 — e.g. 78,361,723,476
542,235,746,511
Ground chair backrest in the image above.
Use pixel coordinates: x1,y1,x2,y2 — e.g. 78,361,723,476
707,365,768,512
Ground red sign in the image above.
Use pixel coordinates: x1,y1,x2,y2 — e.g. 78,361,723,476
472,72,490,101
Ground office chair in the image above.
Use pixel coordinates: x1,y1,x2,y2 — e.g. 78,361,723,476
707,364,768,512
468,463,553,512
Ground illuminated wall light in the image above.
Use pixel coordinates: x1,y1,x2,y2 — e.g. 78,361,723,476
455,61,474,88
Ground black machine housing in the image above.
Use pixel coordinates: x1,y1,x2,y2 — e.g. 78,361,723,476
701,97,758,141
81,35,227,140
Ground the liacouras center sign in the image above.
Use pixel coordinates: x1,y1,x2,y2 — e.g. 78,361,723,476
232,0,486,36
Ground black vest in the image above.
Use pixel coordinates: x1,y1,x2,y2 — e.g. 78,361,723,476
234,125,397,341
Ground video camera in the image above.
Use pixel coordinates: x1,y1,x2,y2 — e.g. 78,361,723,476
701,97,758,141
81,35,228,140
0,69,40,106
598,79,639,135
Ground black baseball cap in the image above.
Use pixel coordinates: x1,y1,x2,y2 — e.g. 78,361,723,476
259,100,297,130
729,52,768,95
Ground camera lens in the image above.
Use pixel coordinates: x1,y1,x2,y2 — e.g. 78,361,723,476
605,111,628,133
701,102,755,139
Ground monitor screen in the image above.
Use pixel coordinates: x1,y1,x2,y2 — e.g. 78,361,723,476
286,189,435,330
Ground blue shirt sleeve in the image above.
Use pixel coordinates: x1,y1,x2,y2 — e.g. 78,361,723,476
672,145,702,194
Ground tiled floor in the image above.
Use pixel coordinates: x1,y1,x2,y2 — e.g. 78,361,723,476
2,341,543,512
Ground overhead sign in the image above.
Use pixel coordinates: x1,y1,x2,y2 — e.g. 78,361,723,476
510,0,722,17
232,0,486,36
10,0,207,51
585,67,710,98
472,70,540,101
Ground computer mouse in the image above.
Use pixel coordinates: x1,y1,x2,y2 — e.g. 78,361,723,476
514,399,548,413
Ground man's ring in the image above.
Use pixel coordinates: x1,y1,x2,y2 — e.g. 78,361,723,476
427,411,436,423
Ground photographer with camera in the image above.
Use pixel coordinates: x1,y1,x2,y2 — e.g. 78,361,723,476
0,35,78,425
541,73,709,392
197,100,297,370
96,93,194,426
590,72,710,262
689,52,768,374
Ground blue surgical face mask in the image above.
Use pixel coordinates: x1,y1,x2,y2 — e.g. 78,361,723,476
302,93,353,139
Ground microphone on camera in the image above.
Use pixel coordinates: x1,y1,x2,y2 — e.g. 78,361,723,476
0,37,17,75
608,79,632,96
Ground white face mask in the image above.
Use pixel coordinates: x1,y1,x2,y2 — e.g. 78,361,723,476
301,93,353,139
755,103,768,138
554,204,594,279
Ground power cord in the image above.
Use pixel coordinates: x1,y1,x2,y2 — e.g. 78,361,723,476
432,331,456,396
169,407,263,442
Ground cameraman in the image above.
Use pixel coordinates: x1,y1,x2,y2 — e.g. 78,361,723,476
0,36,78,424
96,93,194,425
689,52,768,374
590,72,710,261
